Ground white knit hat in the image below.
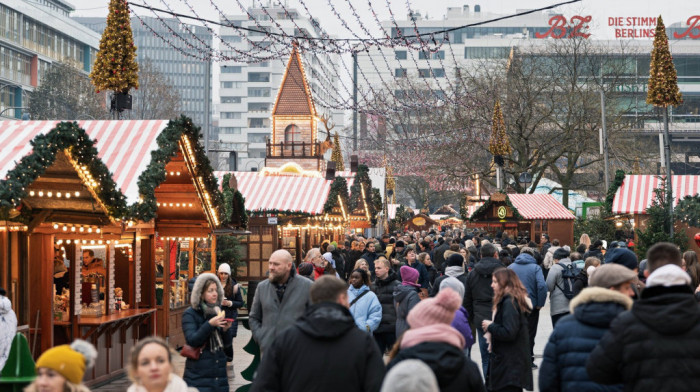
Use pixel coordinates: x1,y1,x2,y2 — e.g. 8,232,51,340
217,263,231,275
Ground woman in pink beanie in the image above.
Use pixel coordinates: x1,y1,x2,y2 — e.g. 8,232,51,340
393,266,422,337
387,288,485,392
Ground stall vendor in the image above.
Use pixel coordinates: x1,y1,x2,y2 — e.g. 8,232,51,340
81,249,105,276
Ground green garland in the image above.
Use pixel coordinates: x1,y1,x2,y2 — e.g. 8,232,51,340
131,115,225,222
604,170,626,215
468,194,524,221
0,121,128,220
324,176,350,214
222,173,248,229
349,164,376,217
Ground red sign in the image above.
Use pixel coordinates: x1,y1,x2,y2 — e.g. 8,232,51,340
535,15,592,39
674,16,700,39
608,16,657,38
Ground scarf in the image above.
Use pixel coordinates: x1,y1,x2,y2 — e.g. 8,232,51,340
401,324,466,350
201,302,224,353
445,266,464,278
313,265,326,280
127,374,193,392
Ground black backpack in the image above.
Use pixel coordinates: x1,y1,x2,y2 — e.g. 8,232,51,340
556,262,581,300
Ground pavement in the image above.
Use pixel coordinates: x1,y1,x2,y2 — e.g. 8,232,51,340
93,303,554,391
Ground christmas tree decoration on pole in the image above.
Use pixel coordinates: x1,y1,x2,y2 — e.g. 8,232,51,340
646,15,682,236
90,0,139,116
489,100,510,189
331,131,345,171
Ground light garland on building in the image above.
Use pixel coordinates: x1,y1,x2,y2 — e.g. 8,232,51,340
51,223,102,234
179,135,221,227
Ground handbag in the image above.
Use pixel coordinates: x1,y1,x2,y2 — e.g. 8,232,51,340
180,344,203,360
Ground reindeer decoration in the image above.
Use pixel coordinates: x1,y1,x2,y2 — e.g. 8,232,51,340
318,114,335,156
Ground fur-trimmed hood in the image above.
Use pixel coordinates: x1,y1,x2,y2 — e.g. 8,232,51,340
190,272,225,310
569,286,633,313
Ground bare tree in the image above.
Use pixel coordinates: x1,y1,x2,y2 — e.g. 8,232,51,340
130,58,182,120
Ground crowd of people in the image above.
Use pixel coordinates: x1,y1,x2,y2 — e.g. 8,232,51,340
5,228,700,392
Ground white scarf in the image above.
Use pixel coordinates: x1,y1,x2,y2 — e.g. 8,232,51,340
127,374,196,392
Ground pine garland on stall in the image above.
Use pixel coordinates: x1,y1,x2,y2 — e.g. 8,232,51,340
324,176,350,214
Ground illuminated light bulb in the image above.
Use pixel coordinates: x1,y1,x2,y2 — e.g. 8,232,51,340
98,240,103,244
176,203,180,207
82,240,86,244
96,228,100,233
74,192,80,197
188,203,193,207
90,240,95,244
56,192,61,197
71,227,76,232
157,202,160,207
176,172,181,176
88,227,93,233
65,193,70,199
38,191,43,197
29,191,35,196
53,224,59,229
62,226,68,231
47,192,52,197
128,221,134,227
66,240,71,244
106,240,111,244
56,240,62,245
79,227,84,232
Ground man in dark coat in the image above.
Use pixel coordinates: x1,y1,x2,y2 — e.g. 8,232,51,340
540,233,552,255
251,276,385,392
372,258,400,354
464,242,504,376
361,241,380,279
328,244,347,280
586,242,700,391
430,253,468,300
432,236,451,272
539,263,636,391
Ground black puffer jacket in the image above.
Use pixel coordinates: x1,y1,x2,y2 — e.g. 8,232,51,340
388,342,485,392
251,302,385,392
587,285,700,391
487,295,533,391
464,257,504,327
372,272,400,334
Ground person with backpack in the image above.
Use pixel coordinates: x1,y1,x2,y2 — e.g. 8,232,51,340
546,247,579,328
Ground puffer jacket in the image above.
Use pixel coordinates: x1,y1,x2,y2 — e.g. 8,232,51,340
587,285,700,391
487,295,533,391
348,285,383,333
539,287,632,392
509,253,547,308
464,257,505,328
452,306,474,349
393,284,421,337
371,272,400,333
546,258,574,316
182,273,229,392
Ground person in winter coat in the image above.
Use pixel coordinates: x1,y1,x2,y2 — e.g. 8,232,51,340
539,264,636,392
372,258,401,354
329,244,347,280
251,276,385,392
26,340,97,392
546,248,575,327
388,288,485,392
419,252,439,291
249,250,313,353
297,262,314,281
464,243,505,376
217,263,244,363
381,359,439,392
0,287,17,372
361,241,381,279
127,336,196,392
431,253,468,298
404,247,429,298
583,240,604,261
394,265,422,338
482,268,533,392
572,257,601,297
542,239,562,271
587,242,700,391
347,241,365,278
348,269,383,333
182,273,232,392
439,277,474,350
508,249,547,368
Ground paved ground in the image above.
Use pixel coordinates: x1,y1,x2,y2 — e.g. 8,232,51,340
93,303,554,391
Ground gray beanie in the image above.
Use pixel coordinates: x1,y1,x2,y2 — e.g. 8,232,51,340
439,276,465,299
381,359,439,392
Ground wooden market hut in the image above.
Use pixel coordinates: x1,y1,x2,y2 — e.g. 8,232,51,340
611,174,700,253
469,193,575,246
0,117,235,383
404,214,439,231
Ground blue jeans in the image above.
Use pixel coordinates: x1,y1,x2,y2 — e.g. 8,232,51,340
476,326,489,376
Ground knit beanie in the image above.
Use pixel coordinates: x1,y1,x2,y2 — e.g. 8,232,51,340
381,359,439,392
395,240,405,248
298,262,314,277
589,264,637,288
439,276,465,298
446,253,464,267
400,266,420,287
407,288,461,328
604,248,638,271
35,340,97,384
217,263,231,275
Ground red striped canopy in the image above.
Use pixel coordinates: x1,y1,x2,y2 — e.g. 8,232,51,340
0,120,169,204
508,194,575,220
215,171,354,215
612,175,700,214
465,202,485,219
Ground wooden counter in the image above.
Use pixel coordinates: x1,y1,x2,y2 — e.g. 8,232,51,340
75,308,155,325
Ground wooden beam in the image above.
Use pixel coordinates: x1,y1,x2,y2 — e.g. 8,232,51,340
27,210,52,232
26,198,99,211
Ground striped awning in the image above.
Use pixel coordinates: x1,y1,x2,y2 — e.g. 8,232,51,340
508,194,575,220
0,120,169,204
612,175,700,214
388,203,400,220
215,171,354,215
465,202,484,218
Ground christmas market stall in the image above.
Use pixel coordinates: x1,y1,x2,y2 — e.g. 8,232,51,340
404,214,439,232
468,193,575,246
611,174,700,253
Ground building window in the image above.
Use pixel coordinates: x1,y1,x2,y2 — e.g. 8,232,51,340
433,68,445,78
247,87,270,97
419,50,445,60
221,96,242,104
394,50,407,60
248,72,270,82
248,118,269,128
284,124,300,143
395,68,407,77
464,47,511,59
247,133,267,143
220,127,242,134
221,112,241,119
221,35,242,43
248,102,269,112
221,81,243,88
221,66,242,73
418,69,431,78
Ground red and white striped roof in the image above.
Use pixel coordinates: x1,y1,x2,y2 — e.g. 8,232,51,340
508,194,575,220
0,120,169,204
612,175,700,214
215,171,354,215
465,202,485,219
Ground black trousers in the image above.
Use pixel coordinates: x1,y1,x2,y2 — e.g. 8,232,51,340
527,307,540,362
373,331,396,354
551,312,569,328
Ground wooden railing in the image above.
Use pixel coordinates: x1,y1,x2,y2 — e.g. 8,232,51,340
266,140,321,158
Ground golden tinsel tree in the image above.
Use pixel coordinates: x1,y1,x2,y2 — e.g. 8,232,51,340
331,131,345,171
90,0,139,94
386,165,396,204
646,16,682,107
488,100,511,161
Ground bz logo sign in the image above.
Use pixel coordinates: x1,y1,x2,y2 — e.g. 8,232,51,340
536,15,592,39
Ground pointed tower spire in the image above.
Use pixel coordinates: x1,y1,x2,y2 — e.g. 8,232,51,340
272,43,317,116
